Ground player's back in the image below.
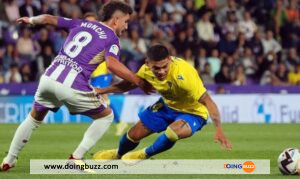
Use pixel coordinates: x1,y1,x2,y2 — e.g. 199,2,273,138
44,17,120,92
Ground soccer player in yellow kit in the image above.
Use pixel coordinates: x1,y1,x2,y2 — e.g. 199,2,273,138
93,44,232,162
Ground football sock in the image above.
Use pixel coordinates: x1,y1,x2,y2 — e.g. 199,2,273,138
145,133,176,157
5,114,42,164
117,133,139,156
73,113,113,159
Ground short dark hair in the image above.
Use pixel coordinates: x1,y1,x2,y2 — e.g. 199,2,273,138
99,1,133,22
147,44,170,61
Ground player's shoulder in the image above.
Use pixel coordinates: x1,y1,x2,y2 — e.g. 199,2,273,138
171,56,197,74
97,22,118,38
136,64,153,78
139,64,151,73
170,56,200,87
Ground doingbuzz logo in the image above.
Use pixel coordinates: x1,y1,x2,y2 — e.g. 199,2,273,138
224,161,255,173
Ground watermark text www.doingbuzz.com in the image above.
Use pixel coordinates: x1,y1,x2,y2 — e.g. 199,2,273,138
30,159,270,174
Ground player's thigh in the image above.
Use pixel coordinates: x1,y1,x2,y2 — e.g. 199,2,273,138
57,87,107,118
171,114,207,139
138,100,169,133
128,120,154,142
33,75,62,121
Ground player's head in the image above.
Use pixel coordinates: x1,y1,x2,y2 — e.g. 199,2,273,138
84,12,98,21
146,44,171,81
99,0,133,36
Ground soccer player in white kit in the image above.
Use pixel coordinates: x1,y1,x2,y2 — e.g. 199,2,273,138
0,1,153,171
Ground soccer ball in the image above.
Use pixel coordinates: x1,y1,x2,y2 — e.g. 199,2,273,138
277,148,300,175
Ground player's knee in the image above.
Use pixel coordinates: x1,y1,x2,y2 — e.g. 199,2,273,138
30,108,47,121
165,127,179,142
102,112,114,122
127,130,140,143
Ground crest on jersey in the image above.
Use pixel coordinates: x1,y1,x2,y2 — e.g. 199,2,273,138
109,44,119,56
89,50,105,64
177,74,184,80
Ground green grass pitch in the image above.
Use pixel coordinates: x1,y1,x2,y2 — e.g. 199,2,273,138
0,123,299,179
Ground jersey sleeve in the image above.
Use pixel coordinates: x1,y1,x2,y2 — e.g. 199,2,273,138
57,17,82,29
136,65,146,79
104,35,121,60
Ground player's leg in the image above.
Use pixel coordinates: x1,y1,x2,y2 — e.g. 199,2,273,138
71,107,114,159
61,87,116,159
0,108,47,171
93,120,153,160
144,114,207,158
1,75,61,171
119,99,171,159
117,120,153,156
93,99,169,161
143,120,186,157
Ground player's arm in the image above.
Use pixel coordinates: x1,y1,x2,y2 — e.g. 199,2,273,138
17,14,58,26
106,56,141,86
95,80,137,94
106,56,154,94
199,92,232,150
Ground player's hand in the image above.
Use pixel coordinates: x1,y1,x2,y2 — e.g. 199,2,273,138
137,78,155,95
95,87,107,94
214,127,232,151
16,17,31,24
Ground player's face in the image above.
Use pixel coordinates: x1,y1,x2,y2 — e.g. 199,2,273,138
146,57,171,81
115,13,130,36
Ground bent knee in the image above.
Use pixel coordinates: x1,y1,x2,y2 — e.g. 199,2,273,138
127,129,143,142
168,120,193,139
165,126,179,142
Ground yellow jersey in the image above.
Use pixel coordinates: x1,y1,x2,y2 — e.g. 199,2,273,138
137,56,209,119
91,62,109,77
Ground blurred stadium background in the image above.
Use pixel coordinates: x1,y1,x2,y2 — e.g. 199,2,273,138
0,0,300,177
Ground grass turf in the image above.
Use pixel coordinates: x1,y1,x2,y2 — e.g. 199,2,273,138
0,123,299,178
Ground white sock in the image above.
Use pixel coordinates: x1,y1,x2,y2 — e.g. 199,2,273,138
5,114,42,164
73,112,113,159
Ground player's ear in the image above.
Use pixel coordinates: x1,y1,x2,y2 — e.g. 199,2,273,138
112,16,118,26
167,56,172,61
145,59,149,66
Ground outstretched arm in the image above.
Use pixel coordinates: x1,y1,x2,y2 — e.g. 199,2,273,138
199,92,232,150
17,14,58,26
95,80,138,94
106,56,141,87
106,56,155,94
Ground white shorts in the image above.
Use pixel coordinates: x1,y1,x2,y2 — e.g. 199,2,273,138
33,75,107,115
